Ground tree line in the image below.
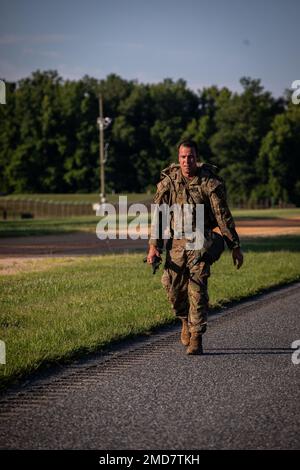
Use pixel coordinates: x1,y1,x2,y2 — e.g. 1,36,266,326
0,70,299,206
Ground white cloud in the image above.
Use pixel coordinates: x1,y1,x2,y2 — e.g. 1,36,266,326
23,48,61,58
0,34,74,45
102,41,145,50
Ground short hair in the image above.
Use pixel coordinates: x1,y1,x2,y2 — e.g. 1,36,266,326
177,139,198,156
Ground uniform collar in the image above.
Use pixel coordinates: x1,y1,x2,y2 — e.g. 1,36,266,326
179,167,201,186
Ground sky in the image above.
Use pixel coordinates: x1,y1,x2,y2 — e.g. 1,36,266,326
0,0,299,96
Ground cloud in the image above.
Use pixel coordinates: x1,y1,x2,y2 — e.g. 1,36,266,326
23,48,61,58
102,41,145,50
0,34,74,45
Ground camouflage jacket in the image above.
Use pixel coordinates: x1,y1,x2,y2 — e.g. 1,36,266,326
149,162,240,251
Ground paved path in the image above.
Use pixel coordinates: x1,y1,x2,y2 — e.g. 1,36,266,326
0,283,299,449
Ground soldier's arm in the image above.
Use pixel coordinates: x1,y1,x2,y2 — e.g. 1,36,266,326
148,178,170,257
207,180,241,251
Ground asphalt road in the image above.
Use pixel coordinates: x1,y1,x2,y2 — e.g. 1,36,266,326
0,283,299,450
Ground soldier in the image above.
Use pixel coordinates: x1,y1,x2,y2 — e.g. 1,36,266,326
147,140,243,355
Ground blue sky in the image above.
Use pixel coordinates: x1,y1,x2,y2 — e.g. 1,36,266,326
0,0,299,96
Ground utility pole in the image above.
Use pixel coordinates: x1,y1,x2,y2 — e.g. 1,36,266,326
97,95,112,204
98,95,105,203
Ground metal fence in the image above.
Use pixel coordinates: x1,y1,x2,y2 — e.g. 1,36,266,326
0,197,296,220
0,199,95,219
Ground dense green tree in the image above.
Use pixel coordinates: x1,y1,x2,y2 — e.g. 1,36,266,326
210,77,283,204
150,79,199,165
259,103,300,205
1,70,64,192
61,77,99,192
0,81,18,193
181,86,231,163
0,71,298,206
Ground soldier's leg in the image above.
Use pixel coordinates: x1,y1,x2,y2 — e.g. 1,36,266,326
186,254,211,335
161,243,189,320
161,243,190,345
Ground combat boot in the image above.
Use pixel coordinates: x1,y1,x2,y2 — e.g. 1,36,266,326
180,318,190,346
186,332,203,355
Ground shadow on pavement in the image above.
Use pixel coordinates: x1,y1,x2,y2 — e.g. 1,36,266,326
203,347,294,356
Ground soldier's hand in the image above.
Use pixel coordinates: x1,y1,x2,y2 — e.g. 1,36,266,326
147,245,161,264
232,247,244,270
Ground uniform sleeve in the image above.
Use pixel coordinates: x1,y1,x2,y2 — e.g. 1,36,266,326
149,179,170,250
208,180,241,250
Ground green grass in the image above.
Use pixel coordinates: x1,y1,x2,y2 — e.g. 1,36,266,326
0,215,147,237
231,208,300,220
0,216,100,237
0,193,152,204
241,235,300,252
0,216,105,238
0,235,300,389
1,207,299,238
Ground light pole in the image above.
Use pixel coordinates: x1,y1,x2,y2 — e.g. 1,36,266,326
97,95,112,203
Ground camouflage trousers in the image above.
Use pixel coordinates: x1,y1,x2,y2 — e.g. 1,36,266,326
161,239,210,334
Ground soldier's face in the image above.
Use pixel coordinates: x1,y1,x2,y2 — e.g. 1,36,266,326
178,145,197,178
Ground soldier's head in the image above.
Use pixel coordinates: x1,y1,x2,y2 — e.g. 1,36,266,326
177,140,198,178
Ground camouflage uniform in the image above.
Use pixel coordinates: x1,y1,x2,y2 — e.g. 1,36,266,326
149,162,240,334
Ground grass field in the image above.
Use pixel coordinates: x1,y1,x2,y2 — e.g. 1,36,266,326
0,208,299,238
231,208,300,219
0,215,147,237
0,235,300,389
0,193,152,204
0,216,101,237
